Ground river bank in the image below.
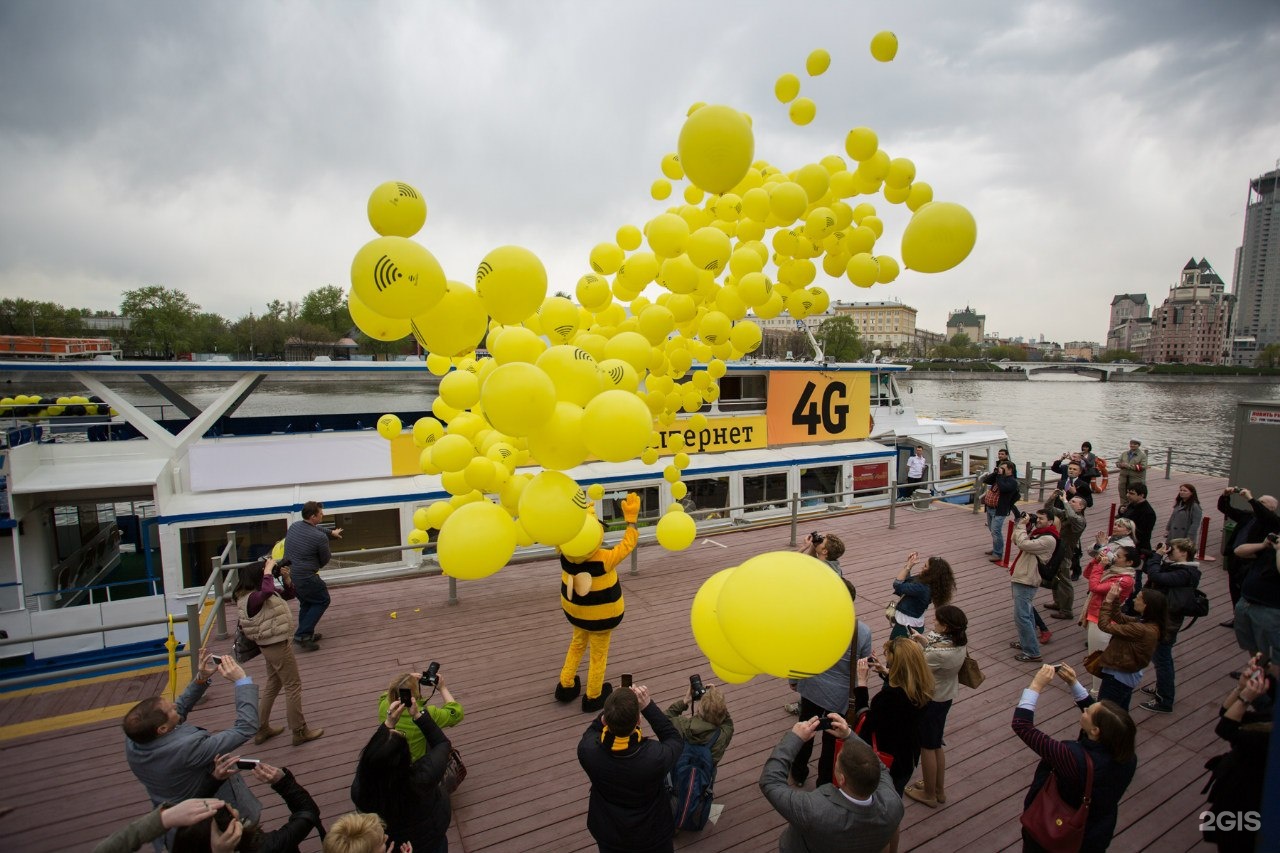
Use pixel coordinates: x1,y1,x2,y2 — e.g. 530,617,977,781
905,370,1280,383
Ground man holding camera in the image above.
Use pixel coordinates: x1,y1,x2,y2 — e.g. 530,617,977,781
760,714,903,853
284,501,342,651
1221,487,1280,658
1050,453,1095,510
1218,487,1280,624
1009,508,1060,662
123,651,262,826
982,460,1020,563
578,684,684,853
798,530,846,576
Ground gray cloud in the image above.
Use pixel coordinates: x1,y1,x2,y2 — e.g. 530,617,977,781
1,0,1277,344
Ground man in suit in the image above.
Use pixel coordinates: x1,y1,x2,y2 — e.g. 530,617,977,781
123,651,262,825
760,714,903,853
1050,454,1094,509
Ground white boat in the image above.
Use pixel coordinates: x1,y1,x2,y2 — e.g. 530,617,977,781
0,357,1006,680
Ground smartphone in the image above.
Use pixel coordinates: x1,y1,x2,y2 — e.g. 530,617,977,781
397,687,414,707
815,716,834,731
620,673,633,688
209,655,223,667
1053,663,1068,673
236,758,259,770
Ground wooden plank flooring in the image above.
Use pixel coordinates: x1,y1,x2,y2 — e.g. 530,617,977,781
0,472,1244,852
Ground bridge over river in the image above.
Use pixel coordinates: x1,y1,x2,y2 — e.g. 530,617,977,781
990,361,1146,380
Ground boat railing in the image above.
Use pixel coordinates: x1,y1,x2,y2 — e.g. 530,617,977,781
25,576,162,611
1019,446,1210,502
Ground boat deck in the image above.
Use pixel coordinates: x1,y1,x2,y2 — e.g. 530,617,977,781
0,472,1241,852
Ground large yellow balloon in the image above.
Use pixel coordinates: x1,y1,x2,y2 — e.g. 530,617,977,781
677,105,755,194
410,282,487,357
717,552,855,679
687,227,732,273
367,180,427,238
690,568,759,675
583,390,653,463
901,202,978,273
351,236,447,320
540,296,581,343
528,402,589,470
598,358,640,393
536,345,601,407
480,362,556,436
348,288,411,342
871,31,899,62
846,253,879,288
646,213,690,258
437,500,517,580
518,471,590,546
656,509,697,551
489,325,546,364
475,245,548,325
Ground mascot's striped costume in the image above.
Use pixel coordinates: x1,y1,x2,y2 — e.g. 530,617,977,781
555,492,640,712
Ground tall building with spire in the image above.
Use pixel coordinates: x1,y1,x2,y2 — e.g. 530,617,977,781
1230,166,1280,365
1148,259,1233,364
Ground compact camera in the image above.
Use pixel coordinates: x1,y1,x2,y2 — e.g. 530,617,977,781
236,758,260,770
1267,532,1280,546
810,531,824,545
815,716,835,731
689,674,706,701
420,661,441,687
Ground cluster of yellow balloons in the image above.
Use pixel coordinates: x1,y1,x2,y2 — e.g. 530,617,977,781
0,394,113,419
690,553,855,683
353,37,977,581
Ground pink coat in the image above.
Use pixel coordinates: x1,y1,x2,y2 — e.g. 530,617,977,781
1083,559,1136,624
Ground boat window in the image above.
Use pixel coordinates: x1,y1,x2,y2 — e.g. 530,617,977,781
52,504,104,562
743,471,789,511
321,508,401,570
939,452,964,480
601,485,661,530
716,374,767,412
800,465,842,506
871,372,900,406
682,476,730,519
968,450,988,475
180,519,288,588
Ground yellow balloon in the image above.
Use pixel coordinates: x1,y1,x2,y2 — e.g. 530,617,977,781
424,501,453,529
271,539,286,560
906,181,934,212
376,413,402,439
603,331,652,373
698,311,732,346
439,369,480,410
901,202,978,273
480,362,556,436
347,288,411,342
540,296,581,343
616,224,643,251
875,256,901,284
590,242,625,276
687,227,732,273
528,402,589,470
805,48,831,76
499,472,529,512
367,180,427,238
407,528,431,549
617,251,659,290
561,514,605,559
690,568,759,674
576,274,612,312
660,152,684,181
518,470,590,546
789,97,816,126
430,433,475,473
656,509,697,551
582,390,653,463
717,551,854,678
711,663,755,684
795,164,830,203
846,253,879,288
426,352,453,376
683,184,705,205
738,272,772,308
769,182,808,223
886,157,916,189
844,127,879,162
475,245,548,325
677,104,754,194
587,483,605,500
490,325,547,364
870,30,899,62
536,345,601,407
410,282,487,358
646,213,690,258
636,305,676,346
438,500,517,580
351,236,447,320
651,179,672,200
774,73,800,103
412,416,445,448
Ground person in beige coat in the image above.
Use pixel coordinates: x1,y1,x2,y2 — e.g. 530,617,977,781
234,557,323,747
905,605,970,807
1009,509,1060,663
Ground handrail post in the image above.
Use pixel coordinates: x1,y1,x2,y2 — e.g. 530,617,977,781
1023,462,1032,501
447,576,458,606
212,557,229,640
971,476,981,514
1165,446,1172,480
1038,464,1047,502
888,483,897,530
185,602,202,675
789,493,799,546
630,547,639,576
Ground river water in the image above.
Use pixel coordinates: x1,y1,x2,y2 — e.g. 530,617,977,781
905,375,1280,477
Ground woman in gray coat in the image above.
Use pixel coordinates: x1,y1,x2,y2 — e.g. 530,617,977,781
1165,483,1203,550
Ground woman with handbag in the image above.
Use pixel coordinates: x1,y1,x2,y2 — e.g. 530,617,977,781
1080,545,1139,695
889,552,956,640
904,605,969,808
351,698,452,853
1087,585,1166,710
234,558,323,747
1013,664,1137,853
1138,539,1201,713
853,637,934,795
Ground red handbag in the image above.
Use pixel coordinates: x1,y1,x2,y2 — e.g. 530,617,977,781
851,709,894,769
1020,751,1093,852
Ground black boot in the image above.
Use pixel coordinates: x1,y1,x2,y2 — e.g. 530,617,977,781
554,675,581,703
582,681,613,713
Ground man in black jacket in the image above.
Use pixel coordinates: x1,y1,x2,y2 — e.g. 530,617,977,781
1051,454,1095,509
1218,487,1280,624
983,460,1021,563
578,685,684,853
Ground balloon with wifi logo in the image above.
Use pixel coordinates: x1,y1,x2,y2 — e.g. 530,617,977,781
367,180,427,238
539,296,580,344
351,236,446,319
475,245,548,325
409,282,487,357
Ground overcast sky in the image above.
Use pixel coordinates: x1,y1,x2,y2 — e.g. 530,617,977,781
2,0,1278,344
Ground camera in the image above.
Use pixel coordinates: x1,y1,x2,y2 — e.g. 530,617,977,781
810,531,824,545
1268,532,1279,546
420,661,441,687
236,758,260,770
1232,487,1244,494
689,674,706,701
815,716,834,731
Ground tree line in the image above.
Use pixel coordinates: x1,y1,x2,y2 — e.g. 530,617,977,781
0,287,408,359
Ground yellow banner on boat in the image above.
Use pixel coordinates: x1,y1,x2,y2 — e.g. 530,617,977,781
766,371,871,445
651,415,768,455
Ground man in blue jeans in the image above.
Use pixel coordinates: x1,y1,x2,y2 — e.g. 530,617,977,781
284,501,342,651
1008,509,1059,662
982,460,1020,563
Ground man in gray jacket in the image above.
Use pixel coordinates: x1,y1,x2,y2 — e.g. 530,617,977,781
123,652,261,825
760,715,903,853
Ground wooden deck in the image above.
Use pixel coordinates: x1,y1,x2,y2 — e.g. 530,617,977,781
0,472,1244,852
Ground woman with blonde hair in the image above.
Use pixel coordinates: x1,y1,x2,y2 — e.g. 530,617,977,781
905,605,969,807
665,684,734,765
322,812,410,853
378,670,464,762
854,637,934,795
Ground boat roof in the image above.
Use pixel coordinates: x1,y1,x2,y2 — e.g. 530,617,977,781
10,455,169,495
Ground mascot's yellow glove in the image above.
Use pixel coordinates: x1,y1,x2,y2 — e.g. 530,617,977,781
621,492,641,524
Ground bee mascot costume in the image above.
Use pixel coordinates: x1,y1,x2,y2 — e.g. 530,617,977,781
554,492,640,712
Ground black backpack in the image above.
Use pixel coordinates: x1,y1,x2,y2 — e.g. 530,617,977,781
671,729,720,832
1035,533,1067,588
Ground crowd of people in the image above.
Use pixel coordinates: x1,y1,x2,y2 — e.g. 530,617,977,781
94,457,1279,853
